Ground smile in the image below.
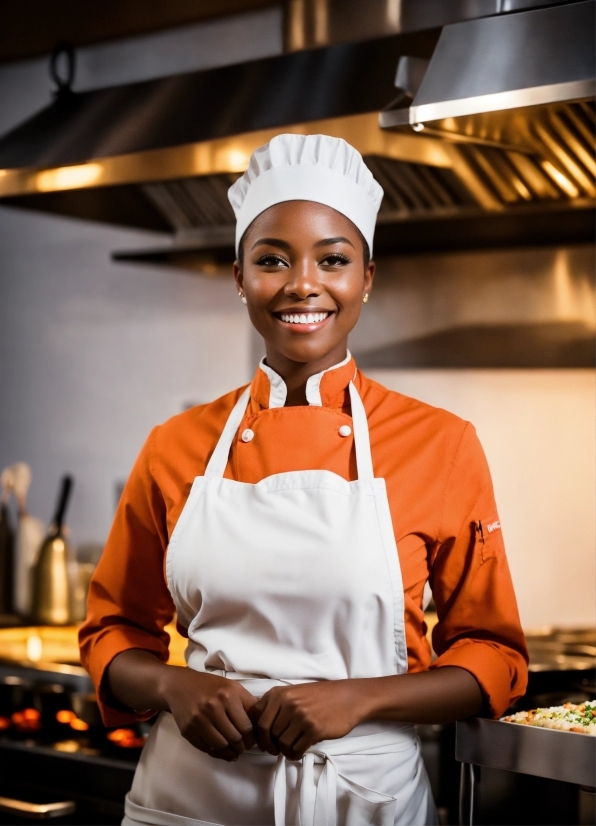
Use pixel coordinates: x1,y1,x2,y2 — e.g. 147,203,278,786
279,312,330,324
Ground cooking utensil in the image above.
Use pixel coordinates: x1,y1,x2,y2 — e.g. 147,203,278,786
12,462,45,617
0,467,16,615
0,675,34,717
71,692,102,729
31,476,74,625
33,682,70,728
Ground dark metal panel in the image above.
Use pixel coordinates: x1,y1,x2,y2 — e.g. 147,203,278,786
0,0,279,65
355,321,596,368
106,200,595,266
0,31,438,170
0,186,172,232
373,200,596,252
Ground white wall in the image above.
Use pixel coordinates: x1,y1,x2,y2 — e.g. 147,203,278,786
0,9,283,542
369,369,596,630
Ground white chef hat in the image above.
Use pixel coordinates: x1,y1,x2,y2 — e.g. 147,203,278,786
228,134,384,255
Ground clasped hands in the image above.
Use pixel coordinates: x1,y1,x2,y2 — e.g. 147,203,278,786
163,670,365,763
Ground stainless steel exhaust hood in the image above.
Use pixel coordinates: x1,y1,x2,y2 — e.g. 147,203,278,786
381,0,594,130
379,0,596,191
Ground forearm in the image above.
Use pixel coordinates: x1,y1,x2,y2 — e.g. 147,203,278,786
107,649,179,712
107,650,257,761
358,666,483,725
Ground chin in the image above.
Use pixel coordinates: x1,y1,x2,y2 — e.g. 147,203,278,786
274,337,336,364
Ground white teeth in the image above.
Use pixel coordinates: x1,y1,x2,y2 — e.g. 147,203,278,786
280,312,329,324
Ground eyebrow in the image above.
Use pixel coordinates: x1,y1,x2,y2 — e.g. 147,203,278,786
251,237,291,250
314,236,356,249
251,236,356,251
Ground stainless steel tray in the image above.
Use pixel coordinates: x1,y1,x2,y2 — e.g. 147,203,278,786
456,718,595,788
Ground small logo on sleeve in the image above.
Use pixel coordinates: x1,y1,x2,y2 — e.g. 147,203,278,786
486,519,501,534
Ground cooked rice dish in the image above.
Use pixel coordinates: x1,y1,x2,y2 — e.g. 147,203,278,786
503,700,596,735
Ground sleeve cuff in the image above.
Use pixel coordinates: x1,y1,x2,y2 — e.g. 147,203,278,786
429,640,513,718
82,627,170,728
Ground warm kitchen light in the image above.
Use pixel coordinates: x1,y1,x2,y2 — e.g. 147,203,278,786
54,740,80,753
0,716,10,730
107,728,134,742
69,717,90,731
226,149,249,172
107,728,146,748
35,163,102,192
26,633,43,662
56,710,76,724
540,160,579,198
11,708,41,730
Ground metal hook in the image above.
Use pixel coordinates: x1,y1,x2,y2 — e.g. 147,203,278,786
50,43,76,95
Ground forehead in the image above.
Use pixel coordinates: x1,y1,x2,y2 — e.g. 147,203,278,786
245,200,362,246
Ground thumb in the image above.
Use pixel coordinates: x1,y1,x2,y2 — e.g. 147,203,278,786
248,696,265,720
240,688,259,713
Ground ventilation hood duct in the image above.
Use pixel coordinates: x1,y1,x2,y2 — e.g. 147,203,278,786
0,1,593,269
380,1,595,138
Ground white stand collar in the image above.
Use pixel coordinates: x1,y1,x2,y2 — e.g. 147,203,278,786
258,351,352,409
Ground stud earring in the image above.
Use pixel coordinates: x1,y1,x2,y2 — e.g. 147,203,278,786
362,293,369,304
239,293,247,305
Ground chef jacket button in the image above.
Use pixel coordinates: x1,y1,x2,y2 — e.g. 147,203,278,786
241,428,254,443
339,425,352,437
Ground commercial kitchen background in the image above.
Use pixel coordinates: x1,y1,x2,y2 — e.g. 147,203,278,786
0,4,594,634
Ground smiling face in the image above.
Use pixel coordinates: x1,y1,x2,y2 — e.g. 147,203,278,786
233,200,375,377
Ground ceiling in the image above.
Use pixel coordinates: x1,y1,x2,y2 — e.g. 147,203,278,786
0,0,278,64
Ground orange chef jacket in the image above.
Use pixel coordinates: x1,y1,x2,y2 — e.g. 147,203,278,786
80,356,528,727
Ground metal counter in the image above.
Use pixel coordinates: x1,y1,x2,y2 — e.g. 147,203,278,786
456,718,595,787
456,718,595,825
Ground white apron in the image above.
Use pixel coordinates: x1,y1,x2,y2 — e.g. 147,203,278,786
123,382,435,826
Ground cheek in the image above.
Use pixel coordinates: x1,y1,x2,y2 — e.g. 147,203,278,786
330,274,365,318
244,272,277,307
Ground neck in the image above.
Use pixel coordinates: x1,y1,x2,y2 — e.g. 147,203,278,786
264,341,348,406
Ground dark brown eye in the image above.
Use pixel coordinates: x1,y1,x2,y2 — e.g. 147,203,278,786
321,253,351,266
255,254,289,267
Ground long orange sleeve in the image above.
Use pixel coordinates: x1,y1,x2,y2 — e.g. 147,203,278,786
428,423,528,717
79,428,176,727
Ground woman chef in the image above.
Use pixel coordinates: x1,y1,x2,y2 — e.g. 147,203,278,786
80,134,528,826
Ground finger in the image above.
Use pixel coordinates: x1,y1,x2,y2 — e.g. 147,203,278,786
286,733,313,761
250,698,265,720
208,746,242,762
181,731,238,763
201,696,252,756
226,697,257,751
199,720,235,753
276,719,305,759
270,704,294,741
255,696,283,755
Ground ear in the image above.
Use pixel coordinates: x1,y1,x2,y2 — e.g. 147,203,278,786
363,259,376,298
233,260,244,294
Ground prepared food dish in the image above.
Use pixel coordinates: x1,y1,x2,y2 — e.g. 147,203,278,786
503,700,596,734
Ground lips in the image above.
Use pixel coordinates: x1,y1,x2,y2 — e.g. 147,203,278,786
279,312,330,324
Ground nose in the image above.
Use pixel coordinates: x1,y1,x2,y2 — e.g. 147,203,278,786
283,258,322,300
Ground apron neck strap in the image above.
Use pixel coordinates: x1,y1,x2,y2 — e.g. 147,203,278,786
204,382,374,481
348,381,374,482
205,386,251,477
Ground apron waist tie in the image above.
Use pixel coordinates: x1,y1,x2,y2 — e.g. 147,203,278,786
272,727,414,826
274,751,338,826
